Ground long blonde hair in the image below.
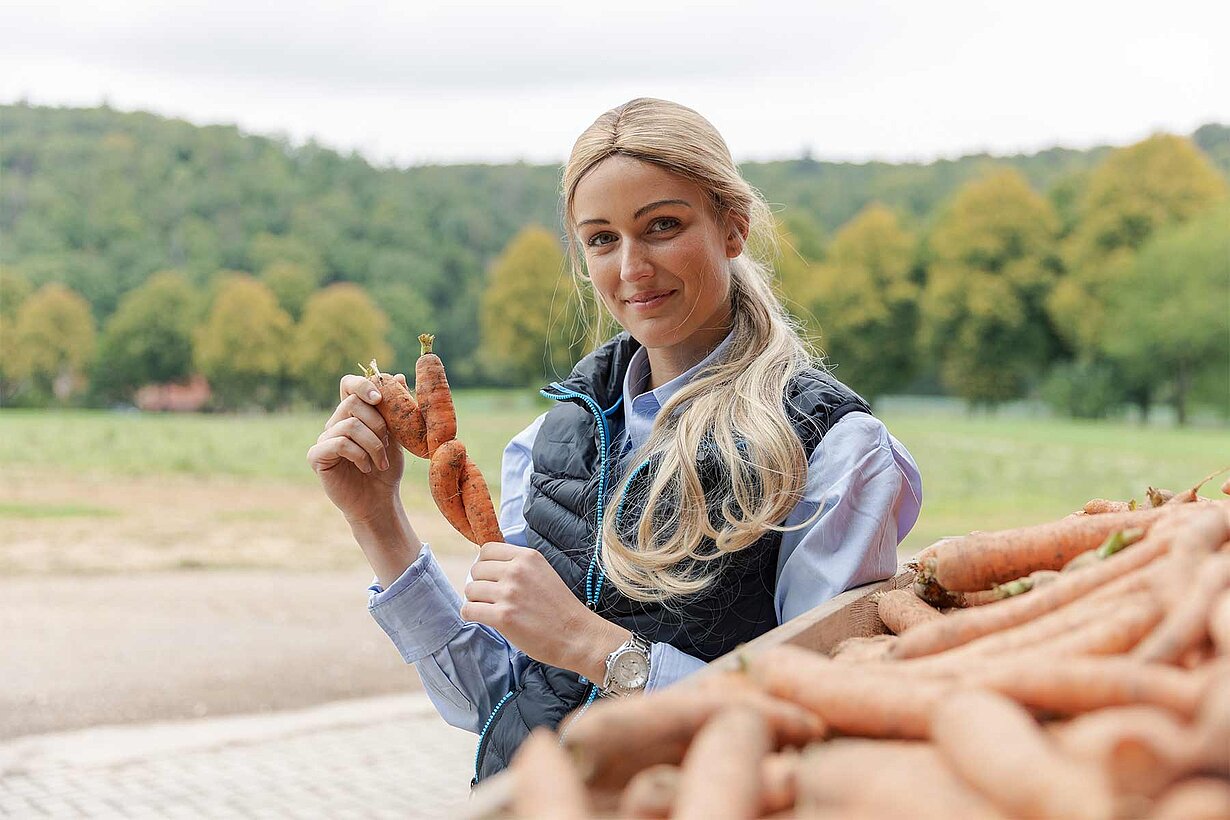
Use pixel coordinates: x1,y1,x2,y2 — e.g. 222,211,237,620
562,98,815,603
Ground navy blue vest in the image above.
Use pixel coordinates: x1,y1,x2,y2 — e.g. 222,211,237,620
473,332,871,782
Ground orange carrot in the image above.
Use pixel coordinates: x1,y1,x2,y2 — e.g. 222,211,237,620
1085,498,1134,514
876,589,942,634
743,645,951,739
673,706,770,820
362,360,428,458
1135,552,1230,664
561,676,822,793
1209,589,1230,655
759,751,800,817
510,728,591,820
932,689,1114,820
1052,705,1196,800
964,657,1205,719
1148,486,1175,507
617,764,678,819
1222,476,1230,496
795,739,1007,820
428,440,475,543
1194,667,1230,775
415,333,457,456
1153,506,1229,609
892,522,1175,660
460,456,503,544
1149,778,1230,820
830,634,896,663
1164,467,1228,506
931,505,1182,592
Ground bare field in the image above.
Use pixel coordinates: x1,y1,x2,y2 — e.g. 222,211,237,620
0,468,478,576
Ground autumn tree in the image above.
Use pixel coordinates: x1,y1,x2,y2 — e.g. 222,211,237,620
0,266,33,402
480,226,580,384
809,204,919,403
1049,135,1228,355
92,271,202,400
773,222,823,346
260,261,320,321
1100,207,1229,424
290,283,391,407
920,170,1061,405
7,283,96,403
193,274,292,410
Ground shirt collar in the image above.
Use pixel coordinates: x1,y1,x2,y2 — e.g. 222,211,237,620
621,328,738,420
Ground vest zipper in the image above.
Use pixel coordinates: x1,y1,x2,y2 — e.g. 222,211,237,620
472,689,515,785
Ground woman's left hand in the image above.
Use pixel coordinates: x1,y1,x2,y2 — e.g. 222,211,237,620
462,542,630,682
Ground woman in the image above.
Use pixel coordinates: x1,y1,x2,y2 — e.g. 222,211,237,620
307,98,922,783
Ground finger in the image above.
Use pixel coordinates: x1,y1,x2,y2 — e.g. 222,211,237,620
336,417,389,470
469,559,508,583
463,579,501,603
323,393,390,440
315,435,375,474
477,542,524,562
460,600,501,627
339,373,383,405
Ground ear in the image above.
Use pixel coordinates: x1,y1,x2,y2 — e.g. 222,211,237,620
724,211,750,259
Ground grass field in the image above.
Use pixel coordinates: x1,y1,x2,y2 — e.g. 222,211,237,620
1,394,1226,566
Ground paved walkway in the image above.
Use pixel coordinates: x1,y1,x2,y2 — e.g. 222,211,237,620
0,693,477,819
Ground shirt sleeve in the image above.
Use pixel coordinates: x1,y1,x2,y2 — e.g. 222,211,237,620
774,412,924,623
363,412,549,733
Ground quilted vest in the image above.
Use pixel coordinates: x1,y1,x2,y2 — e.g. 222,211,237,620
473,332,871,783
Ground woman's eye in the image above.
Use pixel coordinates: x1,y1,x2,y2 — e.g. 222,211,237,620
649,217,680,232
587,232,616,247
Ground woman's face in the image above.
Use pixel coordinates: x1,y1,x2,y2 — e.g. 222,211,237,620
573,155,744,363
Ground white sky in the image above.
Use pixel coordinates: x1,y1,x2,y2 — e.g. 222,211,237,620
1,0,1226,167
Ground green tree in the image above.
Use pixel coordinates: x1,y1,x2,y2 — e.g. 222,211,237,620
8,283,96,403
369,282,435,375
193,274,292,410
809,204,919,403
480,226,579,384
1049,134,1228,355
773,223,823,345
260,261,320,321
92,271,202,401
1101,207,1229,425
0,266,34,401
290,283,391,407
920,170,1060,405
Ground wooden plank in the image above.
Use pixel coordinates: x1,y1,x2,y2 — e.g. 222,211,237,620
702,566,915,676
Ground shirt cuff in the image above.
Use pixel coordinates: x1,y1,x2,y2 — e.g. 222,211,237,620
646,642,708,691
366,543,467,664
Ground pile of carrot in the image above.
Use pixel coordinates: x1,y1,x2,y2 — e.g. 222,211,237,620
487,474,1230,819
362,334,503,547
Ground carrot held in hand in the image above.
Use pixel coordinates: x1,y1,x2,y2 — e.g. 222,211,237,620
429,440,476,544
360,360,428,458
416,333,457,456
460,454,504,544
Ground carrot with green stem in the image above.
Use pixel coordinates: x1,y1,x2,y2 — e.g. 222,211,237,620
415,333,457,456
930,505,1184,592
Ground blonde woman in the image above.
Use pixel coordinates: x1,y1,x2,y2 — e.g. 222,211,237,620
308,98,922,783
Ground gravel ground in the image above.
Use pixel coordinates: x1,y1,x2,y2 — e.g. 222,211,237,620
0,558,475,741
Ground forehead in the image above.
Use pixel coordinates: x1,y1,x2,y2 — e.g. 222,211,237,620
572,155,707,221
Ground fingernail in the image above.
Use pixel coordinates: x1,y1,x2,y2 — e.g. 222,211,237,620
381,458,389,471
368,390,381,402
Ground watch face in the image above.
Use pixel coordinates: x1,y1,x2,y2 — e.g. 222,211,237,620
614,650,650,689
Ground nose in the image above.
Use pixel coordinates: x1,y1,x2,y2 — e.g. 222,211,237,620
619,239,653,283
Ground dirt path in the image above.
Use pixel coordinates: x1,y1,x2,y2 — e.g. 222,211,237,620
0,562,479,741
0,470,480,740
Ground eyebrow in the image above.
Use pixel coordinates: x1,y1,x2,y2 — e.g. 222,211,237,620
576,198,693,228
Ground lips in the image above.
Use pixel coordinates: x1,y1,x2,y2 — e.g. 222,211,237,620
625,289,676,304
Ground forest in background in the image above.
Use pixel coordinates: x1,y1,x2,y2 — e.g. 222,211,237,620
1,104,1226,421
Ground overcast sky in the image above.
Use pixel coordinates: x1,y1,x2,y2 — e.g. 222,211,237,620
1,0,1225,167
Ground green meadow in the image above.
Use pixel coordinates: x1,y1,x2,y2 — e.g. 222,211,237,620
1,395,1224,558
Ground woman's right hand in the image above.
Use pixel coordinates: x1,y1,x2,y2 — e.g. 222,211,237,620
307,373,408,526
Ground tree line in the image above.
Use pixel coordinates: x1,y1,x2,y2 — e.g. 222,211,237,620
1,104,1226,420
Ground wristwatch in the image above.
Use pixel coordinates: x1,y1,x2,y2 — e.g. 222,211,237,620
599,633,652,697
